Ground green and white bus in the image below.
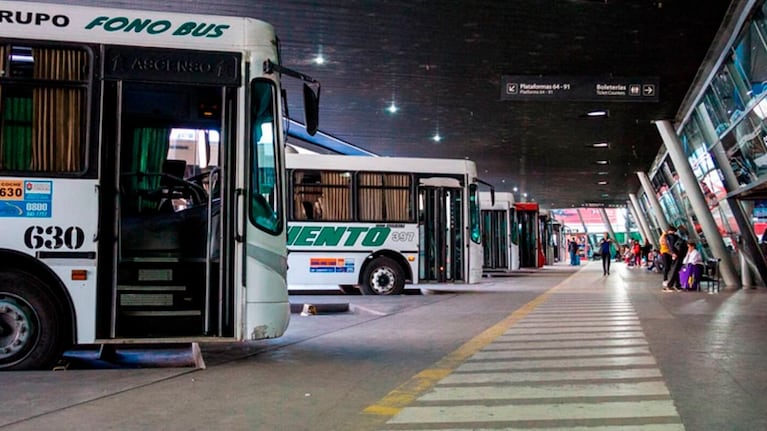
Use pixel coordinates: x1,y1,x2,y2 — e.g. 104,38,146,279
0,1,319,370
285,153,490,295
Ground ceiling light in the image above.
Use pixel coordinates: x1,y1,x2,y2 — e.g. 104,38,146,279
386,101,398,113
597,171,609,175
595,160,609,165
591,142,610,148
586,110,609,117
313,45,325,65
432,132,442,142
597,180,608,185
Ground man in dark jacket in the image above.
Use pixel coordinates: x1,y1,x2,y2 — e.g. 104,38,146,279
664,225,688,292
661,227,678,288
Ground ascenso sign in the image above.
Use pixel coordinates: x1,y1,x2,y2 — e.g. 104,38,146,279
288,226,391,247
0,6,233,39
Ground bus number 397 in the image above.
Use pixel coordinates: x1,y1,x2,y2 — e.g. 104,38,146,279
390,232,415,242
23,226,85,250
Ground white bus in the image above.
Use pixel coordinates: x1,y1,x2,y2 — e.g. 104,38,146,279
285,153,491,295
480,191,520,273
0,1,320,370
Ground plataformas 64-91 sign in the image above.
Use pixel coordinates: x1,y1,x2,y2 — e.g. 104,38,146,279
501,75,659,102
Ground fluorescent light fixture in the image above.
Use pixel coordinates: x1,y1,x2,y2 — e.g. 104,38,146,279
597,180,608,185
586,110,609,117
597,171,609,175
595,160,609,165
591,142,610,148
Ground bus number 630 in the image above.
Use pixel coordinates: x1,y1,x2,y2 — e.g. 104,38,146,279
23,226,85,250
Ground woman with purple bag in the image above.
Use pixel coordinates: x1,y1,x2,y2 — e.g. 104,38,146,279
679,241,704,291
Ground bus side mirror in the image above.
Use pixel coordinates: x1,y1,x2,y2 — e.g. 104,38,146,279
303,82,320,136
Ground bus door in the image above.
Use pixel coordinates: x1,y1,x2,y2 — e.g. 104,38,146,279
418,177,464,283
482,209,508,271
99,48,240,340
515,203,539,268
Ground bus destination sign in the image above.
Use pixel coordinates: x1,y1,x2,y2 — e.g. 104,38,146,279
501,75,659,102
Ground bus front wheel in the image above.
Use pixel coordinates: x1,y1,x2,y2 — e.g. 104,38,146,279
360,257,405,295
0,272,63,370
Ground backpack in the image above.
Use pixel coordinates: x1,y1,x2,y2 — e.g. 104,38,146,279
666,233,679,253
674,236,687,255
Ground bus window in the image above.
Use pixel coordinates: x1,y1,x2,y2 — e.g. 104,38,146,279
0,45,89,173
250,79,281,233
470,184,481,243
291,169,351,221
358,172,412,222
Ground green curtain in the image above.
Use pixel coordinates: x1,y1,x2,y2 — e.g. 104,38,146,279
126,127,170,212
1,97,33,170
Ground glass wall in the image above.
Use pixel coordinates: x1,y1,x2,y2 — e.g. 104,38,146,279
648,0,767,285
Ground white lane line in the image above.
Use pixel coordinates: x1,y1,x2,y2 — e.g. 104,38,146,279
513,321,640,328
520,317,640,322
458,355,657,371
420,381,671,401
388,400,680,424
381,425,685,431
483,338,648,350
439,367,661,384
503,327,643,336
499,331,645,341
474,346,651,359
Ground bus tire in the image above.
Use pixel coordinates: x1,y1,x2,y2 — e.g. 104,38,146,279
360,257,405,295
0,271,64,370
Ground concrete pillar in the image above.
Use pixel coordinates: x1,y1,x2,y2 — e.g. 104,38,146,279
629,193,657,249
637,171,671,232
626,202,649,247
655,120,739,288
696,105,740,190
599,208,617,242
740,200,754,287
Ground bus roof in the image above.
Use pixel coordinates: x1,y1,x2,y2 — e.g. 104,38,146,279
286,153,478,176
0,1,275,51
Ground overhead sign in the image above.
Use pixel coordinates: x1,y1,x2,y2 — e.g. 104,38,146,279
501,75,659,102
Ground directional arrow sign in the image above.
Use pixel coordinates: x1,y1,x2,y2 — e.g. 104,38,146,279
500,75,660,102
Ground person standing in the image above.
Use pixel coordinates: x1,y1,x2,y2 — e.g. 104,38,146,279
660,227,677,287
632,240,642,267
599,232,613,275
664,225,688,292
568,238,576,265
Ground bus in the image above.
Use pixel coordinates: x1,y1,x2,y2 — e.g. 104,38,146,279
285,153,491,295
0,1,320,370
480,191,519,273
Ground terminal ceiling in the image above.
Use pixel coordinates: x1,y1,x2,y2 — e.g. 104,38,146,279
59,0,734,209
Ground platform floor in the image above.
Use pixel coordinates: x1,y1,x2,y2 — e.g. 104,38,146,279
1,260,766,430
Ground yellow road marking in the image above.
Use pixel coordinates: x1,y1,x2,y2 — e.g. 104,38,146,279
361,271,576,422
